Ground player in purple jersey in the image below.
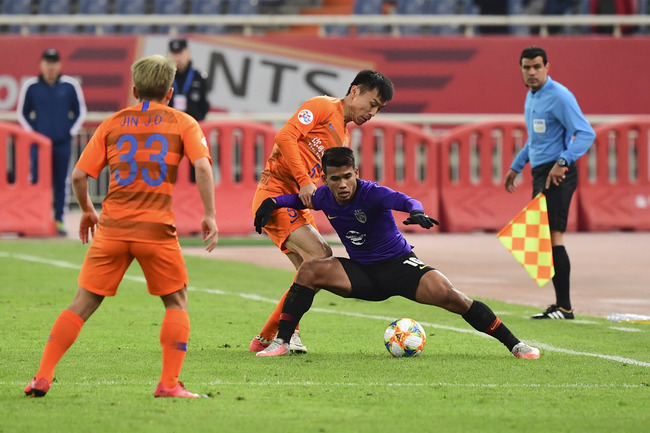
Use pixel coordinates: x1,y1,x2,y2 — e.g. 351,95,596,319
253,147,540,359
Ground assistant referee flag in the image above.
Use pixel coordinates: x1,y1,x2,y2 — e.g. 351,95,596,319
497,193,554,287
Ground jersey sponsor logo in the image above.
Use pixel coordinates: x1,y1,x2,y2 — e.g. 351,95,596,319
345,230,366,246
298,109,314,125
354,209,367,223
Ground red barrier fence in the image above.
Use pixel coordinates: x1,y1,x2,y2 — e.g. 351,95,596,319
172,120,277,236
331,120,440,234
439,120,579,233
0,122,56,236
5,117,650,237
578,118,650,231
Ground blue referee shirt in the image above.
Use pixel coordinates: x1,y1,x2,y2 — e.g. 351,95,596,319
274,180,423,264
511,76,595,171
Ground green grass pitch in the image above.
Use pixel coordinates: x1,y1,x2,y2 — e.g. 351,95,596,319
0,239,648,433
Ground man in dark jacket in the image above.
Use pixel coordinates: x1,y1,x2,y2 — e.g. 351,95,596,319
17,48,87,236
168,38,210,121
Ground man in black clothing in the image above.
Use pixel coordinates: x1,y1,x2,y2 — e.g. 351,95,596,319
168,38,210,121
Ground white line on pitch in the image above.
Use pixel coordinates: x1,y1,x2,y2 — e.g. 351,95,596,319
3,251,649,369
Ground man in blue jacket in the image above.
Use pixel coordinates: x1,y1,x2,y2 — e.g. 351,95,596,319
17,48,87,236
254,147,540,360
504,46,595,320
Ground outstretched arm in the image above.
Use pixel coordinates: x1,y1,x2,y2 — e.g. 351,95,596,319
194,157,218,252
403,210,439,229
254,193,306,234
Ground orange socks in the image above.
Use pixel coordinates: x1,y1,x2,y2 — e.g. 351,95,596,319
159,309,190,389
258,289,289,340
36,309,84,382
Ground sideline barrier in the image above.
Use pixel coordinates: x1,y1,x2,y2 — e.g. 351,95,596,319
578,118,650,231
0,122,56,236
172,120,277,235
317,120,440,234
439,120,579,232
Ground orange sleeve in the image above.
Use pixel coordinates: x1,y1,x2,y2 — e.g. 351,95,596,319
76,120,108,178
179,114,211,164
275,98,334,188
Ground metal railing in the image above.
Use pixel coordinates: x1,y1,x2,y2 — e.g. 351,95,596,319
1,14,649,37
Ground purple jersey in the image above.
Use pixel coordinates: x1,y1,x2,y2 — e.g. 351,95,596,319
274,179,423,264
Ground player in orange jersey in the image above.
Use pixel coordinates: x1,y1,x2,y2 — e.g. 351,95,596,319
250,70,393,353
24,55,218,399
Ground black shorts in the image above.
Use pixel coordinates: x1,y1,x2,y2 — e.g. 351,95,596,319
532,160,577,232
338,252,435,302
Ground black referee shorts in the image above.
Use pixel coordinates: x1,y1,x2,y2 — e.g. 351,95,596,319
531,160,577,232
337,253,435,302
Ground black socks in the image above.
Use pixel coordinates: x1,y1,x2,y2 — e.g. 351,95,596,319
462,300,520,351
277,283,316,342
552,245,572,310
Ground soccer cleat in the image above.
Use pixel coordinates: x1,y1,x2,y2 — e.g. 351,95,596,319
511,342,541,359
531,304,574,320
256,338,289,357
249,335,273,352
289,330,308,354
56,221,67,237
25,377,51,397
154,381,199,398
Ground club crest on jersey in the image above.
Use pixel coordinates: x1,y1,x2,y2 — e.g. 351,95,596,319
354,209,367,223
297,109,314,125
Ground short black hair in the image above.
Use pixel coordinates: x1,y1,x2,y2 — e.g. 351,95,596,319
346,70,394,102
322,147,356,175
520,46,547,65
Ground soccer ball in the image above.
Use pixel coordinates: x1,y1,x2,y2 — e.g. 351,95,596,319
383,318,426,357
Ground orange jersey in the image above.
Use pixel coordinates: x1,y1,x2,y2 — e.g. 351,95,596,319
258,96,350,193
76,101,210,243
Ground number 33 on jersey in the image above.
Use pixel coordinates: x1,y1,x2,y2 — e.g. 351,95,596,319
75,101,211,242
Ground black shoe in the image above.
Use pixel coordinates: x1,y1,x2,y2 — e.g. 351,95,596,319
531,304,574,319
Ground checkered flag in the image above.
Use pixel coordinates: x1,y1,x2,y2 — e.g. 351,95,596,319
497,193,554,287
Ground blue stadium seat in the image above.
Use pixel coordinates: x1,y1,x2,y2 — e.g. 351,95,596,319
39,0,76,34
641,0,649,34
78,0,113,34
508,0,529,35
352,0,388,36
153,0,188,34
427,0,478,35
3,0,34,34
114,0,151,34
396,0,427,35
229,0,260,15
188,0,225,34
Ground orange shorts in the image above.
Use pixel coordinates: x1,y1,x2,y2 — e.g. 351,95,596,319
252,186,317,254
78,235,188,297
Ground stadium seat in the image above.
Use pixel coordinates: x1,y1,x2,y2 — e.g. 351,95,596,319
3,0,34,34
427,0,478,35
640,0,649,34
153,0,188,34
396,0,427,35
38,0,76,34
229,0,260,15
352,0,388,36
78,0,113,34
188,0,225,33
114,0,152,34
508,0,529,35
